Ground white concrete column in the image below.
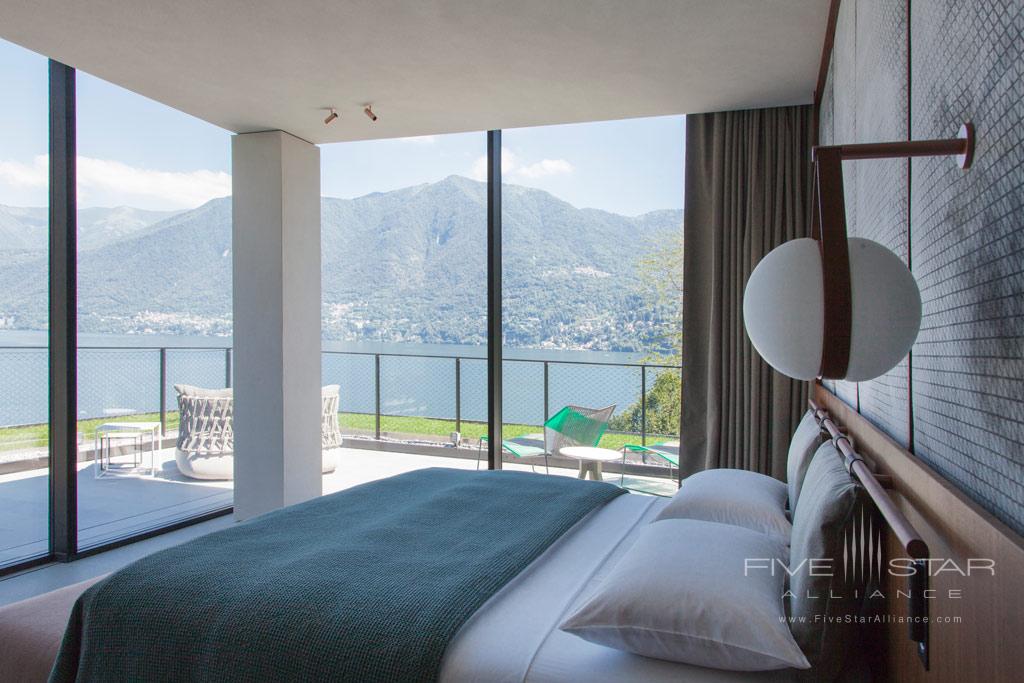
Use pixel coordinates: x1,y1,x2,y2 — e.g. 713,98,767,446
231,130,321,520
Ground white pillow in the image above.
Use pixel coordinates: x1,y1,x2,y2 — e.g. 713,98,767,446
560,519,809,671
787,410,826,512
655,468,791,545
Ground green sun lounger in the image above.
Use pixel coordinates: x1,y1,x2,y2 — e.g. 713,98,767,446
620,440,680,486
478,404,615,474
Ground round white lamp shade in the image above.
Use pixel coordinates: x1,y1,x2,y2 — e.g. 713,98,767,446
743,237,922,382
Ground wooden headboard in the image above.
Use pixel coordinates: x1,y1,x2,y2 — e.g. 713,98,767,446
812,383,1024,682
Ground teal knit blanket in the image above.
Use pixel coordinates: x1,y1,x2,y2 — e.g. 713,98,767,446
50,468,625,682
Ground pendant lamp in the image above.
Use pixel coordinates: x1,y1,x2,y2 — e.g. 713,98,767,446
743,124,974,381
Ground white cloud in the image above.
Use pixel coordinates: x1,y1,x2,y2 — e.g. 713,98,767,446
470,156,488,181
469,147,572,183
515,158,574,179
0,154,231,210
77,157,230,209
0,156,48,189
470,147,519,181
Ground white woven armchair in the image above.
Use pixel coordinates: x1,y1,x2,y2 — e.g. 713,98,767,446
174,384,341,480
174,384,234,480
321,384,342,474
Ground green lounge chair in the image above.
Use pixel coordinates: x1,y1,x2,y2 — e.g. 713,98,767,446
620,440,680,486
477,404,616,474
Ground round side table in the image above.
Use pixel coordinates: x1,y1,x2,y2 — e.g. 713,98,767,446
559,445,621,482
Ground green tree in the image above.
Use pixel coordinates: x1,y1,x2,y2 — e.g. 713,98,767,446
608,368,681,436
609,231,683,436
637,231,683,363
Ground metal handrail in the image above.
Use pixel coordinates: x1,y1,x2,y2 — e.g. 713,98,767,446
321,348,679,369
0,345,679,368
0,345,231,351
0,345,682,443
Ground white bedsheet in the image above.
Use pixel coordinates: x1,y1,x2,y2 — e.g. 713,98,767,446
439,492,798,683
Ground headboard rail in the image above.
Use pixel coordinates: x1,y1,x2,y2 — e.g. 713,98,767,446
811,382,1024,682
809,398,928,560
808,397,932,667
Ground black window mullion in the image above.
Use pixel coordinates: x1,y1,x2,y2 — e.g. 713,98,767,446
486,131,502,469
48,60,77,561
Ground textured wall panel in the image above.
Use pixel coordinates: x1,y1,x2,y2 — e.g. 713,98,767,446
822,0,1024,534
909,0,1024,535
819,47,835,147
829,0,860,409
851,0,911,446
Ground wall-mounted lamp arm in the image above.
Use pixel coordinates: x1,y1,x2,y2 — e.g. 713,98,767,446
811,122,974,379
814,122,974,168
743,123,974,382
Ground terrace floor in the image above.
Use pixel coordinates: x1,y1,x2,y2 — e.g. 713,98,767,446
0,444,677,568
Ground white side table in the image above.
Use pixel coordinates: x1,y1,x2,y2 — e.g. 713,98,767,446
94,421,162,478
560,446,621,482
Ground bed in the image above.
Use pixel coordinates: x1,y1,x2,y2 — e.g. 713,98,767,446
438,491,790,683
5,492,789,683
12,414,877,683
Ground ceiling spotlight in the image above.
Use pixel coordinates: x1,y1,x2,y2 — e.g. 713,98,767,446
324,108,338,125
364,105,378,122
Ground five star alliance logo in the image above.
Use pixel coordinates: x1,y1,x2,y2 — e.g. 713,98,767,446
842,505,883,585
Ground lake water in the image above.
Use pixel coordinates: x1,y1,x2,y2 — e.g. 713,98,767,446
0,331,672,429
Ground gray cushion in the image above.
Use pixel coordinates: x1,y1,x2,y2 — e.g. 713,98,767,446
787,410,825,512
788,442,869,681
173,383,233,398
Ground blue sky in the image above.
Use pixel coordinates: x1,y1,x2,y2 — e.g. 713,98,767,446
0,38,683,216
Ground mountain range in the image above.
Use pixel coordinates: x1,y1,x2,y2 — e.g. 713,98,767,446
0,176,681,351
0,205,181,253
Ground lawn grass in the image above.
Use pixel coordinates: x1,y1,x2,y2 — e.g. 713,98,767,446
338,413,673,451
0,412,180,451
0,411,674,453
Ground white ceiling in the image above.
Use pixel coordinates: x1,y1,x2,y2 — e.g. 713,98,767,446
0,0,829,144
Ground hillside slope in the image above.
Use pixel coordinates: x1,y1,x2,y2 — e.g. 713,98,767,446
0,177,681,351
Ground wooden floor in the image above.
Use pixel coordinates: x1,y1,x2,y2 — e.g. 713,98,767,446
0,446,676,570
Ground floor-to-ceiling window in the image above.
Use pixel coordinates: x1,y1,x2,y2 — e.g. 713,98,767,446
320,132,488,488
0,39,50,568
318,119,683,491
0,64,683,570
500,116,684,492
74,71,233,550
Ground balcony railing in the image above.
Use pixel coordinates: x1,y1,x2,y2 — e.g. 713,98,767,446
0,345,681,456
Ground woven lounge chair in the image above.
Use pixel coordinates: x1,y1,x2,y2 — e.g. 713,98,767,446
321,385,343,474
174,385,234,480
174,384,341,480
477,404,616,474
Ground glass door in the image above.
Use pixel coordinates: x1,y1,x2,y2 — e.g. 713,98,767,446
0,39,51,568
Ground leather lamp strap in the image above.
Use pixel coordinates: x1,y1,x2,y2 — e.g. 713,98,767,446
813,147,852,379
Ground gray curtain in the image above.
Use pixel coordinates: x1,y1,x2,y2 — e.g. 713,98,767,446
680,106,813,480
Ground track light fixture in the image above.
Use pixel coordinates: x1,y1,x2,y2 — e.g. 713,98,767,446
324,108,338,125
364,105,378,122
